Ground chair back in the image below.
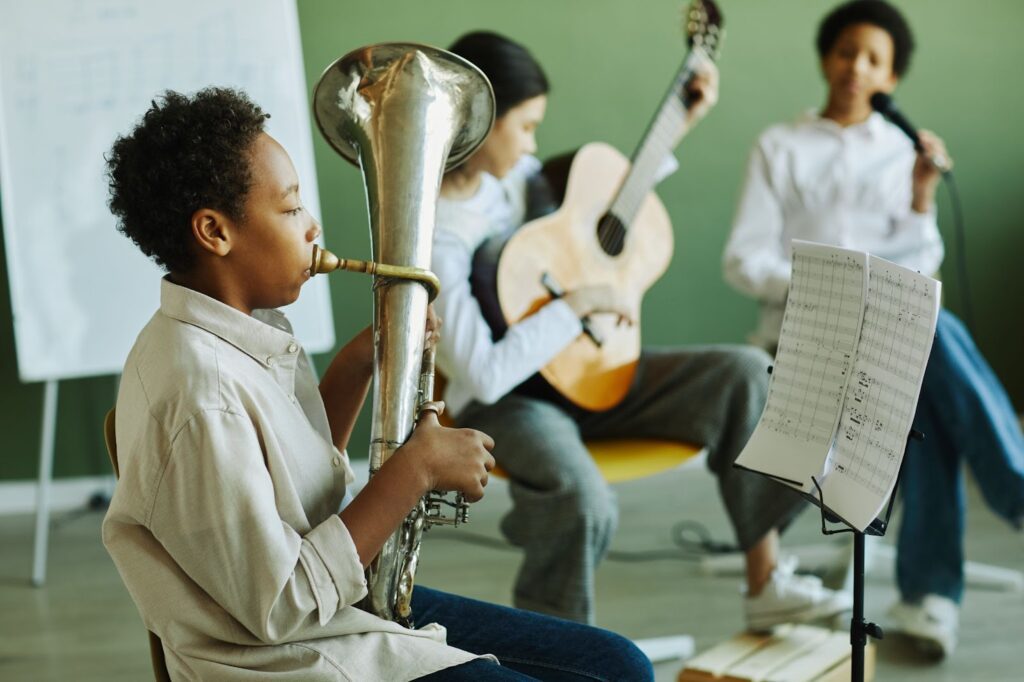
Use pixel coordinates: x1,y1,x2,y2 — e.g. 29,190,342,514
102,408,172,682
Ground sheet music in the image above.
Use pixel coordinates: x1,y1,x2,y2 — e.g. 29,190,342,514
736,242,867,487
820,256,940,530
735,241,940,532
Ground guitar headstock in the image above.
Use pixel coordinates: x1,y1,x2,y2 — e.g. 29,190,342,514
685,0,725,62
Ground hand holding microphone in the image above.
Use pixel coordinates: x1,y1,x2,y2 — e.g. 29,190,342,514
870,92,953,174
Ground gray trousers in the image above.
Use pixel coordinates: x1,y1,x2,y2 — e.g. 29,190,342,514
456,345,806,624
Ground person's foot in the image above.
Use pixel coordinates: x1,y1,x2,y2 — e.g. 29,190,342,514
744,556,852,631
887,594,958,660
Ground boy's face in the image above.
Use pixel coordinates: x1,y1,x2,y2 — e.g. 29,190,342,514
821,23,899,109
227,133,320,312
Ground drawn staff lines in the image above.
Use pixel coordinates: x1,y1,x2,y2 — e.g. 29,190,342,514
829,259,939,496
762,249,865,445
735,241,940,531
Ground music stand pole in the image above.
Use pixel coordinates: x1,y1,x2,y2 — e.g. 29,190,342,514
850,529,883,681
809,428,922,682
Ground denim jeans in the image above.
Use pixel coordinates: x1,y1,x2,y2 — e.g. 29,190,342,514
411,587,653,681
897,309,1024,603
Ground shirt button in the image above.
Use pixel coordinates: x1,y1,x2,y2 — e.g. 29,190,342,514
288,342,298,353
331,456,341,468
266,357,274,366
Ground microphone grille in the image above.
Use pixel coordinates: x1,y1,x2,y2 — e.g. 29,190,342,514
870,92,893,113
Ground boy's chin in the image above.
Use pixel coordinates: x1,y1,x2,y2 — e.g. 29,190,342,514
262,290,302,311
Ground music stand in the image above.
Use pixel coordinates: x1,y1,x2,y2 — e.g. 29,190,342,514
799,429,923,682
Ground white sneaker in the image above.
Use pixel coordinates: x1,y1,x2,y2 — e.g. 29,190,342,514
887,595,958,659
744,556,853,631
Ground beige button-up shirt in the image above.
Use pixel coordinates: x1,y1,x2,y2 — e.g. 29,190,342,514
102,279,482,680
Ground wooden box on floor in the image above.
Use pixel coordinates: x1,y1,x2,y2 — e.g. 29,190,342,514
677,624,874,682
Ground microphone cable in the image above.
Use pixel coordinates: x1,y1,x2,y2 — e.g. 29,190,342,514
871,92,974,331
429,518,738,563
941,169,975,332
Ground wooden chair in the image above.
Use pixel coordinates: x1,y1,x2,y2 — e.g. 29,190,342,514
103,408,172,682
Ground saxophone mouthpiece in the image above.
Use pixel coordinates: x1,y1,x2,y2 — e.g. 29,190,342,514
311,245,340,274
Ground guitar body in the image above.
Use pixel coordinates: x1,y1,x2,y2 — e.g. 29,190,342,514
494,142,674,411
470,0,723,412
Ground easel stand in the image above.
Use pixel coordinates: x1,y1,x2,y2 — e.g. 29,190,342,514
806,429,922,682
32,379,59,586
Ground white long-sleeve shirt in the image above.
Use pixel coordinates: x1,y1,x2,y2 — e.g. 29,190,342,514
103,278,485,680
433,152,681,417
723,110,944,348
433,156,583,417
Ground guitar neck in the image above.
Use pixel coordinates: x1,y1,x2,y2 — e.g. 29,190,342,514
608,49,705,228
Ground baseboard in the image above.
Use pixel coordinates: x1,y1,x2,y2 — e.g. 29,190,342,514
0,476,115,516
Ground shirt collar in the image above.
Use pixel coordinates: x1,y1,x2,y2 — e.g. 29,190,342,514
798,109,887,140
158,277,298,368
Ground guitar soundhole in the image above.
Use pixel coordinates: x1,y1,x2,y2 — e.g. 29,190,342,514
597,213,626,256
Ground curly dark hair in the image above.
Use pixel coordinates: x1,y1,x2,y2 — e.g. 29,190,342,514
448,31,549,119
105,87,269,273
816,0,915,77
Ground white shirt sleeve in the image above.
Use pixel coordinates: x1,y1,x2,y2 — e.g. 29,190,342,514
150,409,368,643
433,229,583,405
722,141,792,304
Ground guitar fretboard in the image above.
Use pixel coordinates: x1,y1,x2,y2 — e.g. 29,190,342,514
601,49,706,253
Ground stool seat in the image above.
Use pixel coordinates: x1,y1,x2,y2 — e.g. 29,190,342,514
491,438,703,483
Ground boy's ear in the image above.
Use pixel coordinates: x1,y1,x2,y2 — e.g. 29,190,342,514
190,209,233,257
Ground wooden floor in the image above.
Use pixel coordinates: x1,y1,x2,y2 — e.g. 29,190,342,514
1,464,1021,681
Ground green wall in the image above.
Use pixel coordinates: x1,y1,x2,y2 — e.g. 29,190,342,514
2,0,1022,481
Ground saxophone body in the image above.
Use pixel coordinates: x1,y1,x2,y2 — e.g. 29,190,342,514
311,43,494,625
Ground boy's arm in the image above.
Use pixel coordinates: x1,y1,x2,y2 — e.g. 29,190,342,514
151,411,369,641
150,410,492,640
319,325,373,452
339,413,494,568
723,143,792,304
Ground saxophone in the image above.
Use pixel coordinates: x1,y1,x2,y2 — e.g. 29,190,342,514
310,43,494,626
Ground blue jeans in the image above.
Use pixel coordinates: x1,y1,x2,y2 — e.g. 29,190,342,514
897,309,1024,603
411,587,653,681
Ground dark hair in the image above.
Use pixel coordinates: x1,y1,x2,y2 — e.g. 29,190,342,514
448,31,549,118
816,0,915,77
105,87,269,273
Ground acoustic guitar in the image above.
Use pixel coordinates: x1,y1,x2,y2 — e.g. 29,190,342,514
470,0,725,411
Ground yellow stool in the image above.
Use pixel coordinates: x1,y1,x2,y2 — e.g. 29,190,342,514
490,438,703,483
433,376,704,483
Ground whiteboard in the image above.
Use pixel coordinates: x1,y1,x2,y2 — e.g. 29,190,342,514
0,0,334,382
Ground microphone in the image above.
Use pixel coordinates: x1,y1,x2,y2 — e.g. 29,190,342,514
870,92,951,173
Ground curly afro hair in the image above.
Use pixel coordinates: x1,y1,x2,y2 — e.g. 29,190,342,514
816,0,915,77
105,87,269,273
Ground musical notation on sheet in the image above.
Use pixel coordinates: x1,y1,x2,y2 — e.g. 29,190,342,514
735,241,941,531
824,257,939,505
760,246,865,446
